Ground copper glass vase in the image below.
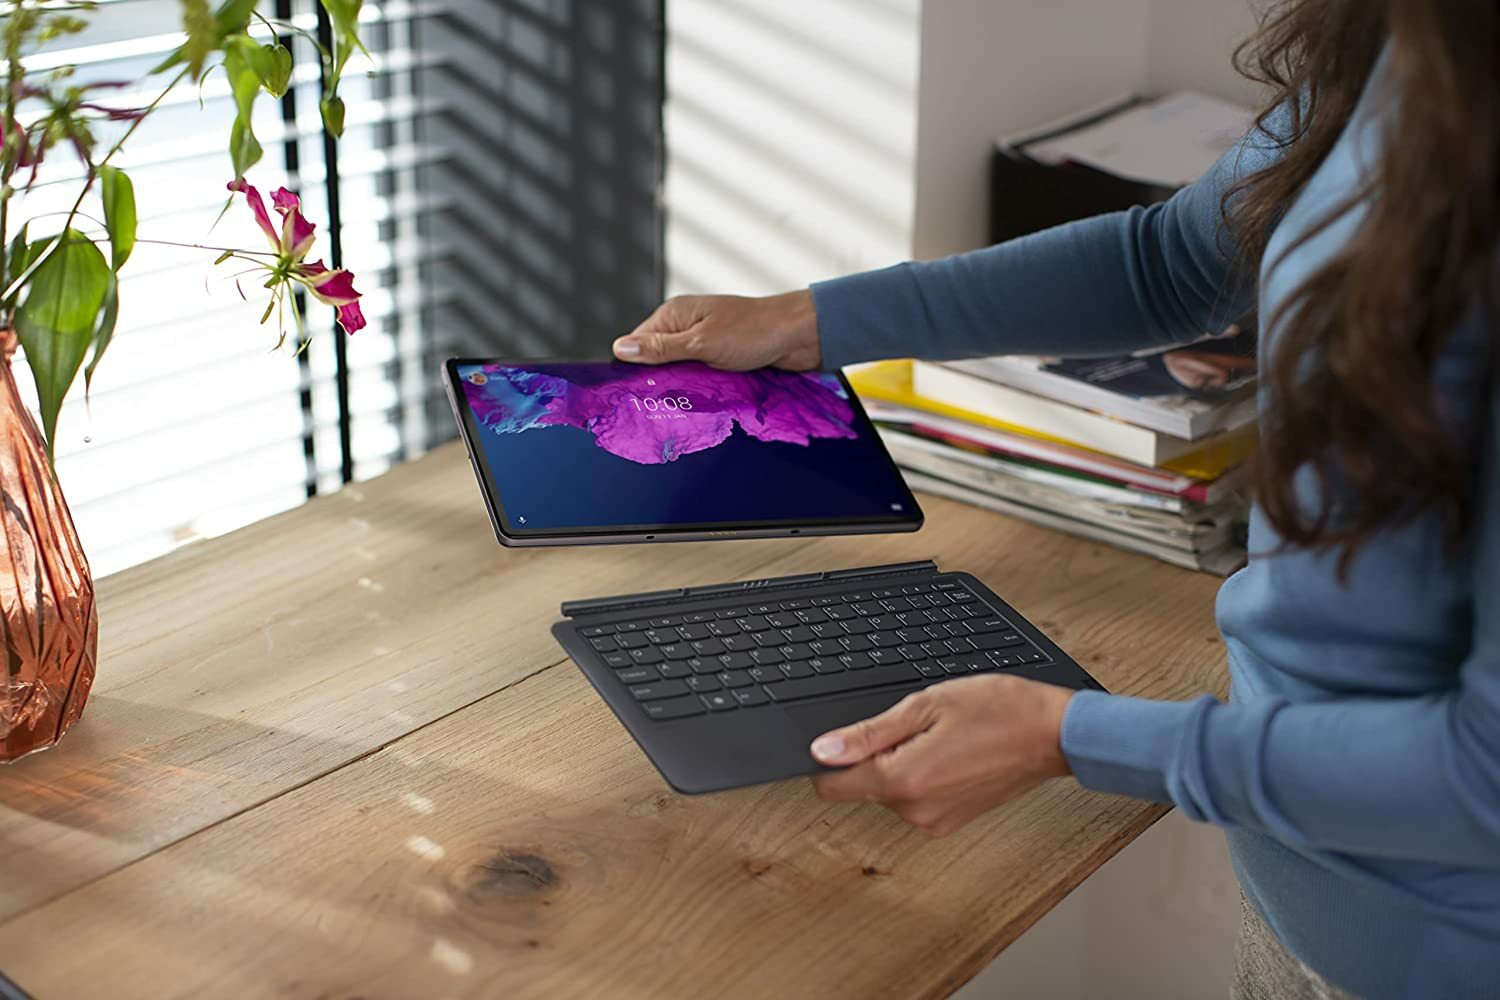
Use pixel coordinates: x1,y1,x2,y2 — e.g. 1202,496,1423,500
0,329,97,761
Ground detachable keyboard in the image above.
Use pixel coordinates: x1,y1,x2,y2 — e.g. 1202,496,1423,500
552,560,1105,793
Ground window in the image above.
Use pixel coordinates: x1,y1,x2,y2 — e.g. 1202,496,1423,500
11,0,664,577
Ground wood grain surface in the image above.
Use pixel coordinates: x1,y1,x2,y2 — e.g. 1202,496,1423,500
0,442,1228,998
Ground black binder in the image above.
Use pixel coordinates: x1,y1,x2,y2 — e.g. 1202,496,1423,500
990,96,1180,245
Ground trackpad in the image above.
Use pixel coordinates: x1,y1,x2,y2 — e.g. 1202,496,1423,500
783,688,914,751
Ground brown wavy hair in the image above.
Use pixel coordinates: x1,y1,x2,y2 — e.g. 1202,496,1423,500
1226,0,1498,572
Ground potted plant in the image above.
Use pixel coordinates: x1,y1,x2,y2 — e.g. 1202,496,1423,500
0,0,366,761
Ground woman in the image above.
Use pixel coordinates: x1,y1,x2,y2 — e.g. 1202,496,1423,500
611,1,1498,996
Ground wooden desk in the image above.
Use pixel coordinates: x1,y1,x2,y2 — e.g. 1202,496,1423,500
0,443,1226,999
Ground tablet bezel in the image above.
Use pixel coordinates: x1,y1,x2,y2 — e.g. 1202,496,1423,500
442,357,924,547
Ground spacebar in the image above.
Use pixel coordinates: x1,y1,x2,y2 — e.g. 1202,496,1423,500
764,664,923,702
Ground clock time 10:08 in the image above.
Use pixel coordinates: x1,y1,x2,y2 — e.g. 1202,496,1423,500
628,394,693,412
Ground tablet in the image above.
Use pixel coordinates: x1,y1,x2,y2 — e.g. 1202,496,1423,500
443,358,923,546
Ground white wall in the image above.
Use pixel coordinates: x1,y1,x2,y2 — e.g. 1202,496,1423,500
912,0,1150,260
663,0,921,297
664,0,1265,294
1145,0,1264,106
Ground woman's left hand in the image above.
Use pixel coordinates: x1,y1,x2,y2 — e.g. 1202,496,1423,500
809,674,1077,837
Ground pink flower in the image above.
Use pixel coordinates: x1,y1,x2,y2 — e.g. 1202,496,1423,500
227,178,365,334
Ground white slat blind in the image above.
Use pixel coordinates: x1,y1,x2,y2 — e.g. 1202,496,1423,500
12,0,436,576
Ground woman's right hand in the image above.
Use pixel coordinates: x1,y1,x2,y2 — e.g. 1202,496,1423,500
611,290,823,371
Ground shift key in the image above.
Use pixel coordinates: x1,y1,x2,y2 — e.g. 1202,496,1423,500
629,680,689,701
763,663,921,702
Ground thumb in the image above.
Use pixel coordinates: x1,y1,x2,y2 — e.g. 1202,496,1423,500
810,694,935,766
612,329,701,365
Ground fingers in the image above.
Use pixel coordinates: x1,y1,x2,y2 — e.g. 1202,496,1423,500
612,328,703,365
810,691,936,766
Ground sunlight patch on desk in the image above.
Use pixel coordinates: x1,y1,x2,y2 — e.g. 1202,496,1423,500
406,835,446,862
429,936,474,976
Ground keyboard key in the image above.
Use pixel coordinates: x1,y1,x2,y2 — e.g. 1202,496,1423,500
646,628,681,645
869,615,901,631
972,632,1027,652
781,625,816,643
942,622,974,638
779,599,810,610
781,661,815,679
809,639,844,657
900,584,930,594
873,588,900,599
644,697,705,720
825,605,856,620
945,638,976,654
766,612,800,629
687,675,722,693
660,643,694,660
659,662,692,679
897,627,935,644
839,652,874,670
896,644,927,661
751,631,782,648
764,663,922,702
915,660,945,678
707,621,741,637
968,617,1012,634
950,591,977,603
581,625,615,637
809,657,844,674
795,609,828,624
748,666,783,684
678,624,712,641
616,667,657,684
718,669,754,688
714,608,742,619
687,657,721,675
690,638,727,656
617,633,649,650
779,643,815,661
602,652,632,669
934,580,958,589
723,635,757,652
869,649,904,666
733,687,770,707
879,600,903,613
735,615,770,632
920,641,949,658
870,631,902,649
810,622,846,640
938,659,970,676
840,636,874,653
717,652,754,670
650,616,682,627
750,648,786,666
747,604,774,615
684,612,716,624
630,680,689,701
812,596,841,606
629,648,664,666
616,620,649,632
843,618,875,635
852,602,883,616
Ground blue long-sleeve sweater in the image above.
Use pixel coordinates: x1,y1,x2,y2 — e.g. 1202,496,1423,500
810,58,1499,1000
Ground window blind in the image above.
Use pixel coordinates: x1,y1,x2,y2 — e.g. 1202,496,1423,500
11,0,663,578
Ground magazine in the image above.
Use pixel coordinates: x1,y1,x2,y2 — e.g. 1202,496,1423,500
948,325,1258,441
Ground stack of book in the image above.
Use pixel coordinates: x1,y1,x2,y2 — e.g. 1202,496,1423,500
849,334,1257,575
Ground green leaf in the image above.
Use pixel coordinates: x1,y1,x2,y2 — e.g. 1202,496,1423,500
13,230,112,456
154,0,259,77
179,0,214,81
83,270,119,396
320,95,345,138
223,40,263,177
98,165,136,271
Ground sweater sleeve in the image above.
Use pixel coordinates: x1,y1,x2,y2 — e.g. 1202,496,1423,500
1062,391,1500,869
809,115,1283,369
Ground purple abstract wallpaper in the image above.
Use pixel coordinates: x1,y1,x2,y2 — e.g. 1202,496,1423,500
454,361,915,533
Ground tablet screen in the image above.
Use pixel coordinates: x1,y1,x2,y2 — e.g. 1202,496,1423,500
449,360,920,538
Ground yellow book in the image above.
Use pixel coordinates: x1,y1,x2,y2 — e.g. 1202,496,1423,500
847,359,1255,481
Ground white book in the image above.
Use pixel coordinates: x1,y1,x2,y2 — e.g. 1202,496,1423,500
912,360,1216,466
